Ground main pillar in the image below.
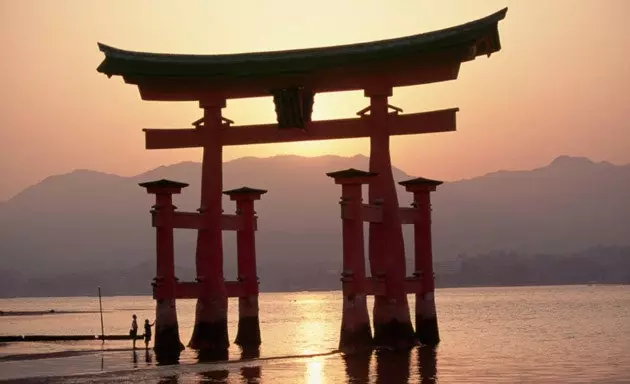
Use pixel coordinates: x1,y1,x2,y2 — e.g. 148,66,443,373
399,177,442,346
139,179,188,362
327,169,375,352
189,98,229,355
223,187,267,349
365,87,415,348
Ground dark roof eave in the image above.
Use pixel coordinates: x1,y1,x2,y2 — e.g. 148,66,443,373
326,168,378,179
96,8,507,79
398,177,443,187
223,186,268,196
139,179,189,189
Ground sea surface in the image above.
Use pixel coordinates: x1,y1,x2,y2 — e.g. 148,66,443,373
0,285,629,383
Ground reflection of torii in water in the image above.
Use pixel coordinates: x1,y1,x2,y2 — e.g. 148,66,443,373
97,7,507,360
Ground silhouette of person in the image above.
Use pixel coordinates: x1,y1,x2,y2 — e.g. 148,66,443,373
144,319,155,349
130,314,138,349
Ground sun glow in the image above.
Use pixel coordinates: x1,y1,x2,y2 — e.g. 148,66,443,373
305,358,325,384
282,140,333,157
262,138,368,159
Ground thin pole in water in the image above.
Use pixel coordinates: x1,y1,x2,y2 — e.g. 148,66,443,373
98,287,105,344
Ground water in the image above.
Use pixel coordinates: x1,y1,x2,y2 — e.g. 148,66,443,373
1,285,629,383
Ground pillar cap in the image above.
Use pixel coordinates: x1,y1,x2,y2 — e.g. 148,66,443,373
139,179,189,194
326,168,378,184
398,176,442,191
223,186,267,200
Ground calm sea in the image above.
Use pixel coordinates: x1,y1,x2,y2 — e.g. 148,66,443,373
0,285,629,383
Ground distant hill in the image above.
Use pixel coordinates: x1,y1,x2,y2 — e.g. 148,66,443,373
0,154,628,296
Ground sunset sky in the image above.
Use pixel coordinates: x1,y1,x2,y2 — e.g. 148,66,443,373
1,0,629,201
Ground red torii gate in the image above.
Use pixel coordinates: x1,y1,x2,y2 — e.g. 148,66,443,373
98,8,506,359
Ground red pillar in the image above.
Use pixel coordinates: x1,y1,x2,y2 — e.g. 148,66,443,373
189,98,229,356
223,187,267,349
327,169,375,352
139,179,188,362
365,87,415,348
399,177,443,346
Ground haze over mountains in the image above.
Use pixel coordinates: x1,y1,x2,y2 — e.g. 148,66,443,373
0,155,628,297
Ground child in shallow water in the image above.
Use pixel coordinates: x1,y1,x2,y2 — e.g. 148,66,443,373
144,319,155,349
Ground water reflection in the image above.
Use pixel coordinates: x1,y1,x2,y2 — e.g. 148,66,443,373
305,357,324,384
241,365,262,384
155,351,181,366
241,348,261,384
198,369,229,383
375,348,411,384
196,348,229,363
157,375,179,384
343,351,371,383
145,349,153,364
195,348,229,382
132,350,138,368
417,346,438,384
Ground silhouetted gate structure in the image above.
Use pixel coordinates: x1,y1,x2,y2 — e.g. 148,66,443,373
97,8,506,361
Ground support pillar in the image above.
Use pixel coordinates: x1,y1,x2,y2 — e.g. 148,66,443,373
223,187,268,349
140,179,189,362
189,98,229,354
399,177,443,346
327,169,375,352
365,87,415,348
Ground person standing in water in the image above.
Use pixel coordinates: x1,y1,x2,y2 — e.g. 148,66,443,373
144,319,155,350
130,314,138,349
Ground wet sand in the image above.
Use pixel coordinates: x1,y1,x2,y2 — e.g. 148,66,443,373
0,346,342,383
0,350,102,362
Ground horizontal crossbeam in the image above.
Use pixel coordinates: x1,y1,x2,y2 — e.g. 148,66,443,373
152,212,258,231
339,204,420,224
399,207,420,224
339,203,382,222
143,108,458,149
362,204,383,223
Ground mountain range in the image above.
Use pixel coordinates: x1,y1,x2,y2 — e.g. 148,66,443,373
0,154,628,296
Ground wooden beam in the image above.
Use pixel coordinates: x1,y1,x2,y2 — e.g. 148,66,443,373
361,204,383,223
221,214,244,231
399,207,419,224
130,51,466,101
152,211,256,231
144,129,202,150
404,276,422,294
144,108,458,150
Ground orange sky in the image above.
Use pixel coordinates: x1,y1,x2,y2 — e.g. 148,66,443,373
1,0,629,201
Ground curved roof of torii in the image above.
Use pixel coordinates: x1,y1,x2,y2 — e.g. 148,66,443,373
97,8,507,100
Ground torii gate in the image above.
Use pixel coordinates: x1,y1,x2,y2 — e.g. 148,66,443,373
97,8,506,359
